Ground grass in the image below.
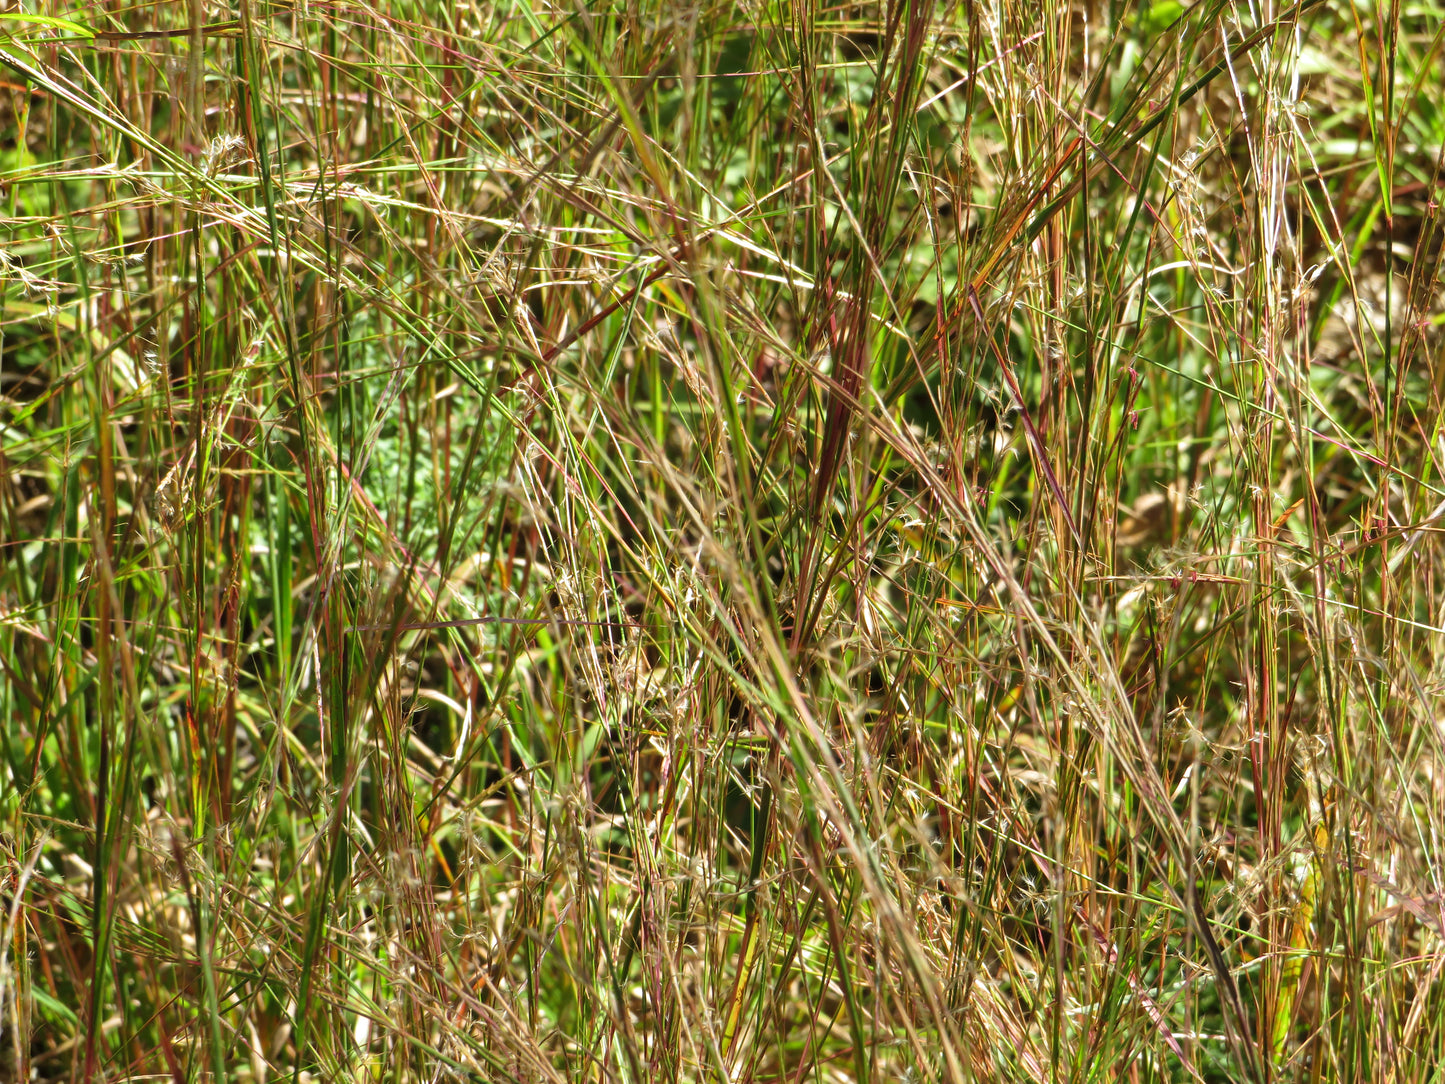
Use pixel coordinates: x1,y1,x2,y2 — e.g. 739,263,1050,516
1,0,1444,1080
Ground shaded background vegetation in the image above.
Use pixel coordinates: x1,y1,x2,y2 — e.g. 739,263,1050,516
2,0,1444,1080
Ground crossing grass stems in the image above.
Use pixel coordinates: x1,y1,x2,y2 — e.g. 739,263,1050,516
1,0,1444,1081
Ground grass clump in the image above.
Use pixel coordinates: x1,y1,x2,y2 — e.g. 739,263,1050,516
2,0,1444,1081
